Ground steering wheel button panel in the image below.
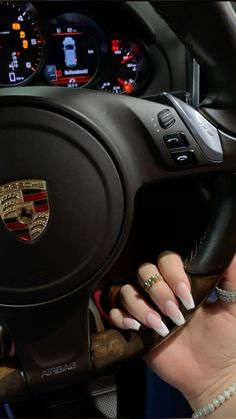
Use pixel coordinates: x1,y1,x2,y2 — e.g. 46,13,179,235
171,150,198,166
129,98,211,170
164,94,223,162
163,132,187,149
158,108,175,129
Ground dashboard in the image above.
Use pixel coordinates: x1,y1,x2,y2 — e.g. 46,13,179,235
0,1,189,97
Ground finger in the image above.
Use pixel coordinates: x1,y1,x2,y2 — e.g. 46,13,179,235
157,251,195,310
137,263,185,326
109,308,141,331
119,284,170,337
215,254,236,311
219,253,236,289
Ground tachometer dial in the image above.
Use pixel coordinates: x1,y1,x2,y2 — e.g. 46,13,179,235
0,1,44,86
97,38,150,95
44,13,99,88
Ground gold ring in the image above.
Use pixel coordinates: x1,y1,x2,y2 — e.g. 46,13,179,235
142,273,163,292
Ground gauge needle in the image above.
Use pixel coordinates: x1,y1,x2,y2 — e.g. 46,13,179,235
117,77,134,93
121,55,133,64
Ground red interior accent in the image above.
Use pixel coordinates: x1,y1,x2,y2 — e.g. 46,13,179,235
93,290,109,320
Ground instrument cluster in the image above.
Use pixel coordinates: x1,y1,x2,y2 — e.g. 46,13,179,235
0,1,151,95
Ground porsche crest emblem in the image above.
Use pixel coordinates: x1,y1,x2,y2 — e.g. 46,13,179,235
0,180,50,242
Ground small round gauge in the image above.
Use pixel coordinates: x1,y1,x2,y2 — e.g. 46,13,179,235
44,13,99,88
0,1,44,86
97,38,150,95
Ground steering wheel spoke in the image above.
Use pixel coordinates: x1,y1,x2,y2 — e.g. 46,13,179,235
0,293,93,397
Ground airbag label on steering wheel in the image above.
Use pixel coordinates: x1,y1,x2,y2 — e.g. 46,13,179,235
41,361,79,378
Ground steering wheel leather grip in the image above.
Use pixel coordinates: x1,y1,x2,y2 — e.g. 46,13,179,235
0,1,236,402
185,174,236,275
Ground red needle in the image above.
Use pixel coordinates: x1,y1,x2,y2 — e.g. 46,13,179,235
117,77,134,93
121,55,132,64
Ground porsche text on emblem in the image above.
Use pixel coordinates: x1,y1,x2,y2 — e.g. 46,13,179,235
0,180,50,242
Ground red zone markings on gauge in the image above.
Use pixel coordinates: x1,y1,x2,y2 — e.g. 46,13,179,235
4,190,48,242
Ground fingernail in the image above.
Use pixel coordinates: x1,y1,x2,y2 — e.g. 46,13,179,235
123,318,141,331
176,282,195,310
164,300,185,326
145,312,169,337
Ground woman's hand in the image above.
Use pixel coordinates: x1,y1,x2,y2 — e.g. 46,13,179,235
108,252,236,411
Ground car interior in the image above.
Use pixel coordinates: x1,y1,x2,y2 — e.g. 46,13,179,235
0,1,236,418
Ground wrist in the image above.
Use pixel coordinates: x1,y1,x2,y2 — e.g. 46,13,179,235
192,383,236,418
184,371,236,411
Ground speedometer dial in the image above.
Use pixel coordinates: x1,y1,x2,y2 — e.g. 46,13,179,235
97,38,150,95
0,1,44,86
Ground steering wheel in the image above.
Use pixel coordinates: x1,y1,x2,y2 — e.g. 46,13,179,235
0,1,236,402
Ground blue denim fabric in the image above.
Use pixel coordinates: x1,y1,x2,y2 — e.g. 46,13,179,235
145,367,193,418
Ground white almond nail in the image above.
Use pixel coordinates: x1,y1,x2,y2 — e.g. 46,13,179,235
146,312,170,337
164,300,185,326
176,282,195,310
123,318,141,331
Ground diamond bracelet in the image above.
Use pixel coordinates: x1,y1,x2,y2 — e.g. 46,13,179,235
215,286,236,302
192,382,236,418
